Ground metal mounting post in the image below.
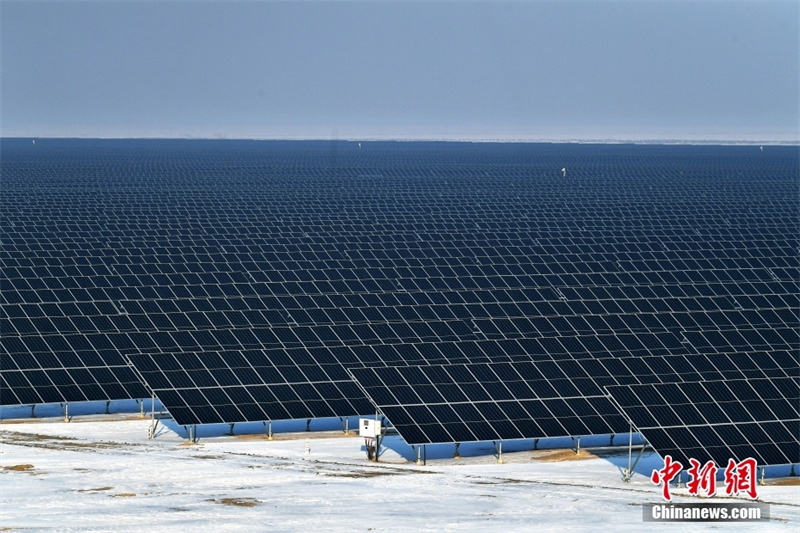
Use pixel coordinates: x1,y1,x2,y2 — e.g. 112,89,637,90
62,403,71,423
622,423,648,483
306,418,311,432
759,467,765,486
624,423,633,482
105,400,110,415
374,434,384,462
184,425,198,443
229,423,235,436
147,392,158,439
623,444,647,483
493,441,504,464
533,438,539,450
30,404,36,418
264,420,273,440
571,436,581,454
454,442,461,459
139,399,145,419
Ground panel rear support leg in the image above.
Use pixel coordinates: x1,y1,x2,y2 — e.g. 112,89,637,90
622,424,647,483
493,441,504,464
571,436,581,454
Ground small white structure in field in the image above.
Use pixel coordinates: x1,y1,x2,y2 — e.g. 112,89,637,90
359,418,382,438
360,418,383,461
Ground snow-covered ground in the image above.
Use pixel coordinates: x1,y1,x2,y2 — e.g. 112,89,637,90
1,415,797,532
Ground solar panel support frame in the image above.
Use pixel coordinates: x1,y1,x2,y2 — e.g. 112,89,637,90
622,421,648,483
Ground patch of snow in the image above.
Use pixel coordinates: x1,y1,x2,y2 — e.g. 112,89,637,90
1,418,797,531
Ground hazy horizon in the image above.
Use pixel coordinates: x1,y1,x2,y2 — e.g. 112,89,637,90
3,1,798,142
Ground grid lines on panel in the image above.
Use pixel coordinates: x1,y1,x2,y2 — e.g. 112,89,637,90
606,377,800,467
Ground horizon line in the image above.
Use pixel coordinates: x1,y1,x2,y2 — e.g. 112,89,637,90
4,135,799,146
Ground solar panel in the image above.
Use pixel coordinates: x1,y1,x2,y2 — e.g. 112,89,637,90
606,377,800,467
127,349,371,426
350,362,625,445
349,353,798,445
2,140,798,441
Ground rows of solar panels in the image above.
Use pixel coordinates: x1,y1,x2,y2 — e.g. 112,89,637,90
2,140,798,465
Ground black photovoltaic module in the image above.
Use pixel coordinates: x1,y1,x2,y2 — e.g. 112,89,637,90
606,377,800,467
2,140,797,460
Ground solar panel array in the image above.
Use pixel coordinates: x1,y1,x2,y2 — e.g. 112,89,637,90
349,361,627,445
2,140,798,462
349,350,796,445
607,377,799,467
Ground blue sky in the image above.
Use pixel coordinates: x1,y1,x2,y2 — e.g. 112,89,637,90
2,1,798,141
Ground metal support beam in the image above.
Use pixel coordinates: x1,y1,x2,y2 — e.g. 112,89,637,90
622,423,648,483
147,417,159,439
374,434,384,462
139,399,145,419
229,423,235,436
571,436,581,454
62,403,71,423
493,441,504,464
184,425,199,443
306,418,311,432
622,444,648,483
264,420,273,440
105,400,110,415
148,393,159,439
412,444,427,466
533,438,538,450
